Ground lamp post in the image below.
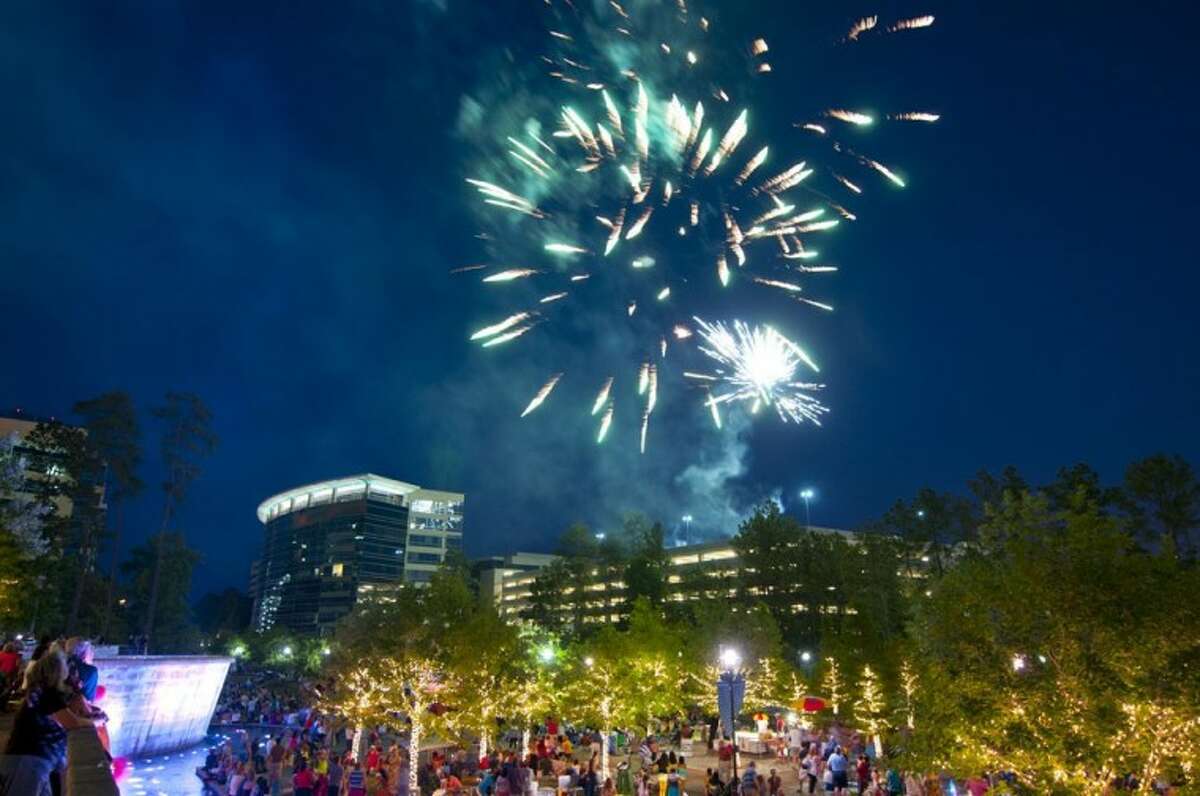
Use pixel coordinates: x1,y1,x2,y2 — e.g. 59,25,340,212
799,489,815,528
717,647,745,786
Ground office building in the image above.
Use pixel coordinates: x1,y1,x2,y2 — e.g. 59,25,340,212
473,551,558,609
251,474,464,636
0,410,106,528
491,526,867,625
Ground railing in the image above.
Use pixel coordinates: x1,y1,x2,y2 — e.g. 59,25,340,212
65,727,119,796
0,716,118,796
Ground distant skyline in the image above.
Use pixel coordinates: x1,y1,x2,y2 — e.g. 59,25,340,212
2,0,1197,596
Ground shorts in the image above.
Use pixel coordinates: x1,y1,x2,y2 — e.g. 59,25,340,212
832,772,848,788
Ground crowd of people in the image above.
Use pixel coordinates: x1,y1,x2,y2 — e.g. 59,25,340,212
0,635,109,796
0,648,1178,796
213,669,316,727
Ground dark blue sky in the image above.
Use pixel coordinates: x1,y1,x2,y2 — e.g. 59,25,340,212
2,1,1197,596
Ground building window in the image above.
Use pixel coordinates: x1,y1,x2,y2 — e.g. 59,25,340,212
407,552,442,564
332,563,344,577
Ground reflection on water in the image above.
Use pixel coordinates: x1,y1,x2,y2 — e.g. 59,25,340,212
118,730,258,795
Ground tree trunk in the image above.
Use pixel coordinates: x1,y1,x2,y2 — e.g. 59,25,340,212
479,728,489,763
601,727,610,780
409,717,423,796
522,728,531,758
67,518,93,634
352,724,368,762
143,493,173,649
101,498,123,641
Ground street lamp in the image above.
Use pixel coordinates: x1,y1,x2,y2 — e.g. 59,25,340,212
799,489,815,528
682,514,693,546
799,651,812,663
539,645,556,664
583,656,595,668
1011,654,1026,672
717,646,745,784
595,532,606,541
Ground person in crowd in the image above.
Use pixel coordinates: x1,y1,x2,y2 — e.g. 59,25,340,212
0,641,22,700
964,774,989,796
0,649,94,796
21,638,52,692
766,768,782,796
326,752,343,796
601,776,617,796
884,768,903,796
345,759,367,796
267,734,286,796
227,761,248,795
741,759,759,795
904,771,925,796
63,639,98,702
827,746,849,796
293,758,316,796
717,738,733,783
704,767,720,796
801,745,821,795
856,755,871,795
581,760,600,796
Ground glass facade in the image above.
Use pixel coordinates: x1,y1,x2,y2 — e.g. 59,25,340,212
254,497,409,636
252,476,465,636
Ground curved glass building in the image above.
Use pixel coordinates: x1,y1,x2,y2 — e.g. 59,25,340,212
250,474,464,636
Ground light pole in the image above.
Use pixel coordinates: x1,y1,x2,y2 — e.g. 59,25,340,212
681,515,693,546
799,489,815,528
717,647,745,786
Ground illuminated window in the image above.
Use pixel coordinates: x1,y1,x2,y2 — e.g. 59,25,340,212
332,563,344,577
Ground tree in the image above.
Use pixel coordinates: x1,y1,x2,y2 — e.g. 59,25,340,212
1043,462,1119,515
24,419,112,634
820,658,845,717
564,625,643,778
434,567,527,760
145,393,216,648
525,558,570,635
73,392,142,640
898,659,918,730
122,532,200,651
855,665,887,758
0,433,51,627
1124,453,1200,557
622,518,668,609
908,490,1200,793
967,465,1028,512
732,502,808,644
195,588,252,639
326,582,480,792
623,599,688,732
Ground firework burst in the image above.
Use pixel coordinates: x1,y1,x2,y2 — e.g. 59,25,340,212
688,318,828,425
460,0,937,450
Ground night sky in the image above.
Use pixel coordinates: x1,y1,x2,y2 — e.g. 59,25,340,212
2,1,1197,596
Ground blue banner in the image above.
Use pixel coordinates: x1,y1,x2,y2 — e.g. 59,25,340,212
717,671,745,736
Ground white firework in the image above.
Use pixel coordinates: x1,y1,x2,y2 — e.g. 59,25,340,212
689,318,828,425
